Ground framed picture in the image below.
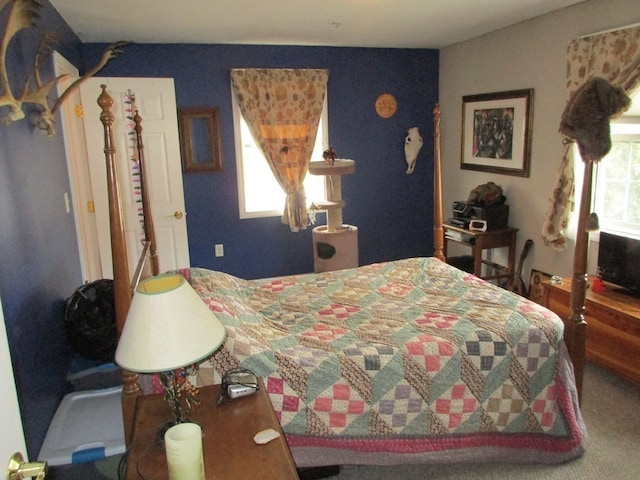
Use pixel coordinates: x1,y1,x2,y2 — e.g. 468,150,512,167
461,89,533,177
528,269,552,305
178,107,223,173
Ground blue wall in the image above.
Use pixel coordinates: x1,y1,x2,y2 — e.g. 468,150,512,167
1,2,438,458
82,43,439,279
0,1,82,457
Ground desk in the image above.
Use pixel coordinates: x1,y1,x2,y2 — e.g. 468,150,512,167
125,379,299,479
542,276,640,386
443,224,518,284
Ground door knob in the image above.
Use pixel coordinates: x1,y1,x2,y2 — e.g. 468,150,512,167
7,452,47,480
173,211,184,219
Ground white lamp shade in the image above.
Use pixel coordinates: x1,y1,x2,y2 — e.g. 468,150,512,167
115,273,226,373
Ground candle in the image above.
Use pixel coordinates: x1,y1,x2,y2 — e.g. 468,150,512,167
164,423,205,480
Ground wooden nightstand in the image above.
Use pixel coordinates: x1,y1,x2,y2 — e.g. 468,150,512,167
443,224,518,284
125,379,299,479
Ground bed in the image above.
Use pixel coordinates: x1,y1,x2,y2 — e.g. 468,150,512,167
96,87,587,468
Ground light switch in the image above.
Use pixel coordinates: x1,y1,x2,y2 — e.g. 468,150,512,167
64,192,71,214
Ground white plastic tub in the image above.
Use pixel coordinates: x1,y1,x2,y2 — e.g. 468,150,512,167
38,386,125,465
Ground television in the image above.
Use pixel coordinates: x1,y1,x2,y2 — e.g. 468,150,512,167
597,231,640,297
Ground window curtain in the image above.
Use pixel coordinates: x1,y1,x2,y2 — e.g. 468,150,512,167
541,25,640,250
230,68,329,231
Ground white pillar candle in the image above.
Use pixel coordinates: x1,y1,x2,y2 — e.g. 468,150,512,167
164,423,205,480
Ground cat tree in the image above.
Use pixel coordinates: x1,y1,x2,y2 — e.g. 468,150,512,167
309,159,358,272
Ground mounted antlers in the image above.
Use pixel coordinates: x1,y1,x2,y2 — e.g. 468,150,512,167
0,0,41,124
0,0,129,135
32,39,130,136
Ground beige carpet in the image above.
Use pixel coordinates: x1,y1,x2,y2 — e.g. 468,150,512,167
330,362,640,480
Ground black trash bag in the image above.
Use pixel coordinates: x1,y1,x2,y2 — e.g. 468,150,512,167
64,279,118,362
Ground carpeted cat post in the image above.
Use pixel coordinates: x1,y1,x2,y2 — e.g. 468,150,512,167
309,157,358,273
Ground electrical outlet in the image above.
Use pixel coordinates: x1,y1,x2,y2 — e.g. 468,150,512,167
215,244,224,257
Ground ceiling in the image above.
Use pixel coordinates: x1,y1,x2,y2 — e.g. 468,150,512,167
49,0,586,49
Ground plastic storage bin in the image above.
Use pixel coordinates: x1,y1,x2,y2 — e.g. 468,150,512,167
38,386,125,465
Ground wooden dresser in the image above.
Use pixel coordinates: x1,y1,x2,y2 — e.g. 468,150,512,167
542,276,640,386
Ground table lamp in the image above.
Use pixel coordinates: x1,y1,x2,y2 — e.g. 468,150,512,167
115,273,226,432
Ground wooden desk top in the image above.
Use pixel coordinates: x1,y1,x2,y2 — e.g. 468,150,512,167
442,223,518,235
443,223,517,237
126,380,299,480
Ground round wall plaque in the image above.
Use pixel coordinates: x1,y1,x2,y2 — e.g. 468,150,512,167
375,93,397,118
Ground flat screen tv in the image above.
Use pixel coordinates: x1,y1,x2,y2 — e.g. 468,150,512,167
597,231,640,297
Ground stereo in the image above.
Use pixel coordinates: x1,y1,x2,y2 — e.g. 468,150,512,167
448,217,470,228
453,201,474,218
452,202,509,231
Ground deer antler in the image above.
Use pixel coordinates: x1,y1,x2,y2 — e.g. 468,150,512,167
0,0,43,124
51,41,131,116
19,31,67,130
0,0,129,134
32,40,131,136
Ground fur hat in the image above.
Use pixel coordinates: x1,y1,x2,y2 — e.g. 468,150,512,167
559,76,631,161
467,181,505,205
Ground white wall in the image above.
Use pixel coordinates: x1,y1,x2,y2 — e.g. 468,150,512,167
439,0,640,284
0,294,27,462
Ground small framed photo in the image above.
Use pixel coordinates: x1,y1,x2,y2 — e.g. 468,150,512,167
529,269,552,305
178,107,223,173
461,89,533,177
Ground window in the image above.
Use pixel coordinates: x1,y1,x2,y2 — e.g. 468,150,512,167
232,92,328,219
593,90,640,238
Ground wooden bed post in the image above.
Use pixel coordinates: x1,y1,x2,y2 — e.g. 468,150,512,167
133,110,160,276
567,158,590,404
98,85,141,445
433,104,445,261
98,85,131,332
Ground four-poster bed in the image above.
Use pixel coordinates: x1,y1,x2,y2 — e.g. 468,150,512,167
98,84,159,444
98,86,586,468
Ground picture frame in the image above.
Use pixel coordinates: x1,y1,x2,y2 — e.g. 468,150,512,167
528,269,552,305
178,107,223,173
461,89,533,177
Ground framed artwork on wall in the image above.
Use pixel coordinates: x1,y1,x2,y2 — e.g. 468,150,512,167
461,89,533,177
529,269,552,305
178,107,223,173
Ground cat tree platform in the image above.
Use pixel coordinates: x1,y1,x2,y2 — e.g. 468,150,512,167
309,159,358,272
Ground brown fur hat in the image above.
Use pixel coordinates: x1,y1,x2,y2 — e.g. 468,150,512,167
559,76,631,161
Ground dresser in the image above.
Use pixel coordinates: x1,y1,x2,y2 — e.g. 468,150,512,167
542,276,640,386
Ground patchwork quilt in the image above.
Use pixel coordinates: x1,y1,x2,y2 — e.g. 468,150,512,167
179,257,585,464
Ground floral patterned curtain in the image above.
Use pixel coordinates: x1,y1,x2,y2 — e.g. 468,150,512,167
541,25,640,250
230,68,328,231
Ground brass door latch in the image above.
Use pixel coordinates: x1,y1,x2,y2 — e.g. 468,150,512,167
6,453,47,480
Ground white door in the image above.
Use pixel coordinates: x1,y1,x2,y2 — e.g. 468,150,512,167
79,78,190,279
0,293,28,466
54,52,103,282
